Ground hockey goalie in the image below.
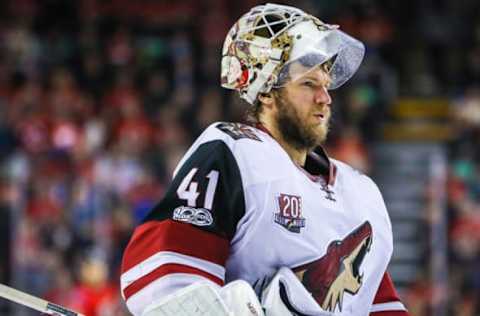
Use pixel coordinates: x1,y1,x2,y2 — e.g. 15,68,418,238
120,3,410,316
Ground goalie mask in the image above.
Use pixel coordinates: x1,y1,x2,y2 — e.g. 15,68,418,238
220,3,365,104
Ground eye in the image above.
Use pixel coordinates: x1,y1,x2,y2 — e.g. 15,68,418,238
302,81,315,87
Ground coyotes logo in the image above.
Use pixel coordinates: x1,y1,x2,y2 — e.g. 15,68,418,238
295,221,373,312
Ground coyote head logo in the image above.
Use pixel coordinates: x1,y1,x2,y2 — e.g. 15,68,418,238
295,221,373,312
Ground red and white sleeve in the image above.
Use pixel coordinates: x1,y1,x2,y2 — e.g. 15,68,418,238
120,140,246,316
370,272,410,315
120,220,229,315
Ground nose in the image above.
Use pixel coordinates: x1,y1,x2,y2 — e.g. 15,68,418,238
314,86,332,105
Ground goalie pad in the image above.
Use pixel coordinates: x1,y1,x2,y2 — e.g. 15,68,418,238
259,267,333,316
220,280,265,316
142,281,264,316
141,282,230,316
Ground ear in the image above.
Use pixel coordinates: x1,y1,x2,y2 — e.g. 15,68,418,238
258,92,274,107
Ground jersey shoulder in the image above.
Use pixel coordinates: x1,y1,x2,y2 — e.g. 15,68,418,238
174,122,260,174
332,158,391,227
331,158,380,193
176,122,289,186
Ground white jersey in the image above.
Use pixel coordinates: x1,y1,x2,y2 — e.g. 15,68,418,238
121,122,407,316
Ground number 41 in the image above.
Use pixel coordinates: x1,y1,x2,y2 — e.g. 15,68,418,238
177,168,219,210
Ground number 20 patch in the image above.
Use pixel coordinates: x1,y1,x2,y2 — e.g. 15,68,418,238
274,194,306,233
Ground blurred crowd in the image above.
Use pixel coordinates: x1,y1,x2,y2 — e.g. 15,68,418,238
0,0,479,315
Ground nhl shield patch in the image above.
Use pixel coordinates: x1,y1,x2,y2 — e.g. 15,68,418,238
274,194,305,233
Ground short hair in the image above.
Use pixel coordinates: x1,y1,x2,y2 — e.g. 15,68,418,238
245,96,263,124
246,89,283,124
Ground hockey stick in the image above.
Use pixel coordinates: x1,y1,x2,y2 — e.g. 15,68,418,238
0,283,85,316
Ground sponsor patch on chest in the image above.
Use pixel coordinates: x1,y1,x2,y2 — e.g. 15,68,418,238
274,194,306,233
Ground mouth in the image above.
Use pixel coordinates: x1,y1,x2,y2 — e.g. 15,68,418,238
314,113,328,123
352,236,372,282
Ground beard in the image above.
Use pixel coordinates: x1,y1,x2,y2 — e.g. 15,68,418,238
274,92,329,151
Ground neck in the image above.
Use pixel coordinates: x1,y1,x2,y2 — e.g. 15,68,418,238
258,119,308,167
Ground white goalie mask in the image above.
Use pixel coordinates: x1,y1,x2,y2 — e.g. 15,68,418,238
220,3,365,104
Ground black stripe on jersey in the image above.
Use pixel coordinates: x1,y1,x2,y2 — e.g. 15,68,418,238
279,282,312,316
143,140,246,240
305,148,330,177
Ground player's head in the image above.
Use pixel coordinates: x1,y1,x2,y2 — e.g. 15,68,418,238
220,3,365,105
220,3,364,149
